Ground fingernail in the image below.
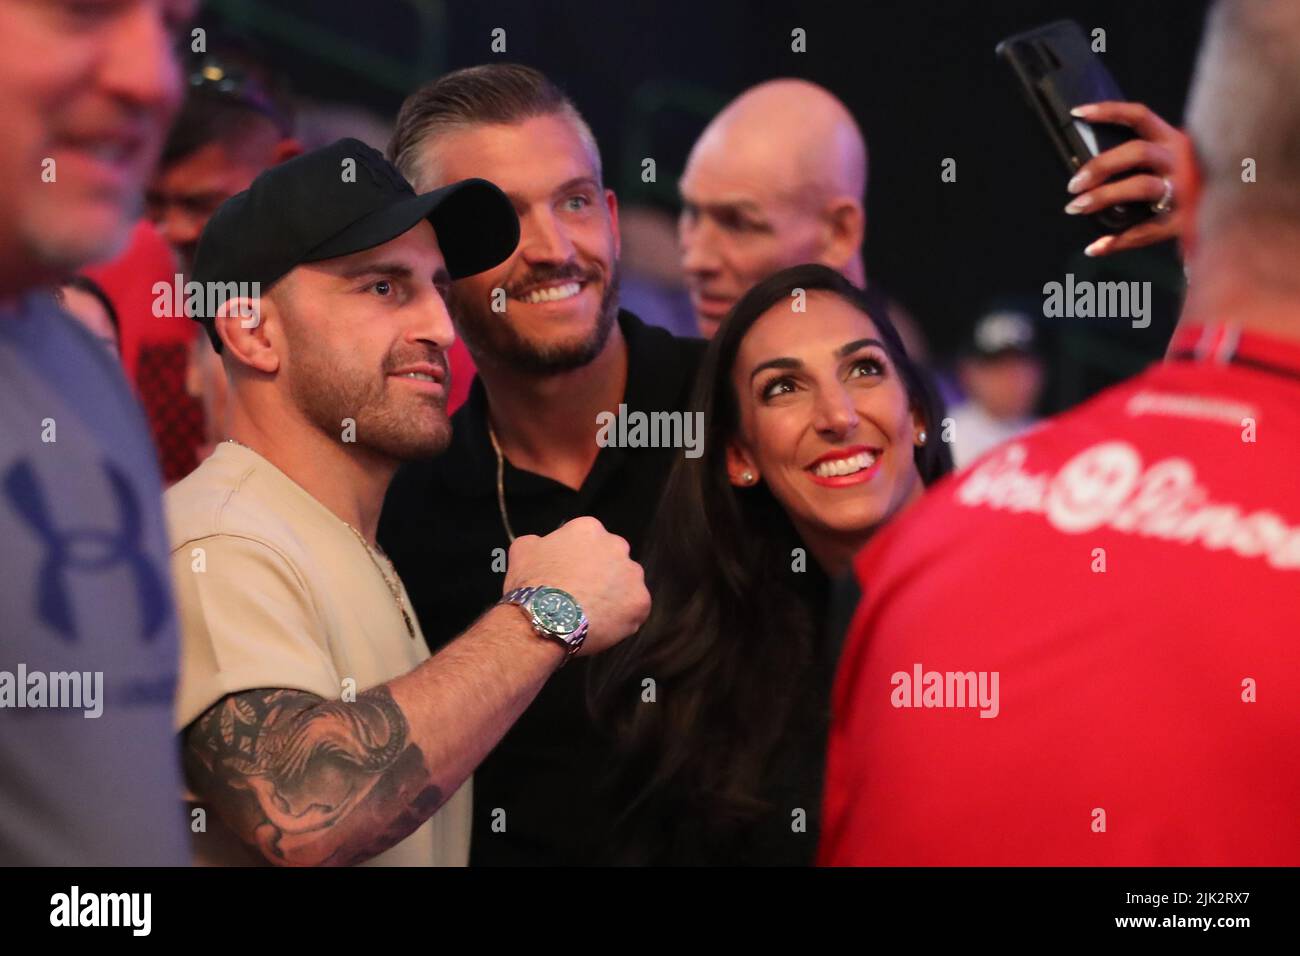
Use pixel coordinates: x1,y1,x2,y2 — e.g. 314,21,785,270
1064,197,1090,215
1084,236,1114,257
1067,171,1091,194
1070,105,1097,118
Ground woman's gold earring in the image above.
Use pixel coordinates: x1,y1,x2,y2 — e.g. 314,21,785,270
741,471,755,484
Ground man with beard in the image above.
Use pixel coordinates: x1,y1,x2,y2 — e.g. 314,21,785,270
170,138,651,866
380,64,706,865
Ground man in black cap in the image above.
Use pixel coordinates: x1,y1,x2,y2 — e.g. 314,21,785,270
169,138,651,866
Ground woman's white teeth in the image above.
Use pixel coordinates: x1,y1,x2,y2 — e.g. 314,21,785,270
813,451,877,478
519,282,581,304
402,372,436,382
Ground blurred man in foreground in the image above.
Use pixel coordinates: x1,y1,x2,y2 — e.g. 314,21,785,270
822,0,1300,866
0,0,195,865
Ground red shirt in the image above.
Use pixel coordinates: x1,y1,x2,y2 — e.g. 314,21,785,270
82,220,189,384
821,324,1300,865
84,221,205,482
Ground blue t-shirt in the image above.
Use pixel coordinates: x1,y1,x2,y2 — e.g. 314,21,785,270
0,291,189,865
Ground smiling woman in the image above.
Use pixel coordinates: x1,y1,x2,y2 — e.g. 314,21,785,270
590,263,951,865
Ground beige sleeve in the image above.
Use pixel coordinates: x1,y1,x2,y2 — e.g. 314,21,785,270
171,534,341,731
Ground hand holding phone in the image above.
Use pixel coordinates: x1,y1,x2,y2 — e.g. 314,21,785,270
1066,100,1193,257
996,19,1186,246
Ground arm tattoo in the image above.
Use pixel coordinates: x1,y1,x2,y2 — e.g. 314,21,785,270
183,687,444,866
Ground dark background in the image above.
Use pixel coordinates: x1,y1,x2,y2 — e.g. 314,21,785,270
199,0,1212,409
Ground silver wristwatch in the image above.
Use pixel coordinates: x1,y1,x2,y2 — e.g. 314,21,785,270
498,585,589,658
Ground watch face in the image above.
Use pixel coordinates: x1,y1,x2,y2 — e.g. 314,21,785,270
529,587,582,636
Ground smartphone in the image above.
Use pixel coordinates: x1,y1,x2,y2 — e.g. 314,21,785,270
996,19,1155,234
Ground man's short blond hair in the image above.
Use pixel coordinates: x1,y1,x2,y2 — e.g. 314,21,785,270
389,63,601,192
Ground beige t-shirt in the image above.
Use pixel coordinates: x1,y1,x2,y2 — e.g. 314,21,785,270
167,441,471,866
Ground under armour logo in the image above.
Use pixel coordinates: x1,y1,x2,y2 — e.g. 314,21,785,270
4,459,169,643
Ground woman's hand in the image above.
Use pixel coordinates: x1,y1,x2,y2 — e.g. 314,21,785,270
1064,101,1194,257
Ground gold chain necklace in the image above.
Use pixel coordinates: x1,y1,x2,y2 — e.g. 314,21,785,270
222,438,416,640
339,521,417,641
486,419,517,544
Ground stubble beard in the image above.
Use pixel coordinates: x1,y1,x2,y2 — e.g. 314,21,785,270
288,346,453,463
19,193,136,281
451,264,622,376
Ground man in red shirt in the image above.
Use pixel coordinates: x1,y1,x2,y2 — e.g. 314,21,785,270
821,0,1300,866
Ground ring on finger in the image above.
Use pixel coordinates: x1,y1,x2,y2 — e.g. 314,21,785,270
1151,176,1175,215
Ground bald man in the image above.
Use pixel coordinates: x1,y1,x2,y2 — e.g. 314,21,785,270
679,79,1188,340
679,79,868,338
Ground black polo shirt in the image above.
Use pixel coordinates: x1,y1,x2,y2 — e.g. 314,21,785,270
379,310,706,865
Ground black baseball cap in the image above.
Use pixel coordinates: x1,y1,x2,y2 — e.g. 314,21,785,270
189,137,519,351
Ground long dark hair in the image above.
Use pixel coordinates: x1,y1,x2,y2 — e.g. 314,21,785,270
590,263,951,862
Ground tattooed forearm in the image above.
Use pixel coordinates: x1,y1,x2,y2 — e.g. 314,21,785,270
183,687,444,866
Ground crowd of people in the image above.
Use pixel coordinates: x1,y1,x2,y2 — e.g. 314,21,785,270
1,0,1296,867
